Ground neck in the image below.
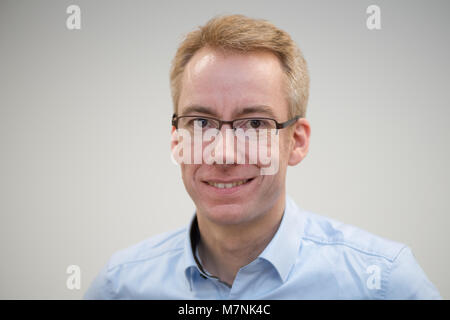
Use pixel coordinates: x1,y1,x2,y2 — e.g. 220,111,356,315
196,192,285,286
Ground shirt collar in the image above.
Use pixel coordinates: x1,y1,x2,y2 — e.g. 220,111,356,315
182,195,305,287
258,195,305,282
182,213,203,289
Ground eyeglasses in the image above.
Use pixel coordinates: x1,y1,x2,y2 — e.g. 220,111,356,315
172,114,301,134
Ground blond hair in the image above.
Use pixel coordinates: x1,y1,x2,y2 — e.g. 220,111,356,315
170,14,310,118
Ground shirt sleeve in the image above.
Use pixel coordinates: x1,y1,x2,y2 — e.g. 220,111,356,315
83,262,115,300
385,246,442,299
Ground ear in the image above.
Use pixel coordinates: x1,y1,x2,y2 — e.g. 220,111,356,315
288,118,311,166
170,125,179,152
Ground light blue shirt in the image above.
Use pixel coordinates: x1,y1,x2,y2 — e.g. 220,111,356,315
84,196,441,299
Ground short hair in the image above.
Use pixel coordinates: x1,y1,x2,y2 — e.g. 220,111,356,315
170,14,310,118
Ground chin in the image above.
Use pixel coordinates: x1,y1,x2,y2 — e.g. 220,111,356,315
200,202,254,225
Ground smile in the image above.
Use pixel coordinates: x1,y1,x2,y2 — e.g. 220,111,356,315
205,178,253,189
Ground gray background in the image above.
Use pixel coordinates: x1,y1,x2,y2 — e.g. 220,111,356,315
0,0,448,299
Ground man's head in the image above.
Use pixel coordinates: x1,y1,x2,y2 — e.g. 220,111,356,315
170,14,311,226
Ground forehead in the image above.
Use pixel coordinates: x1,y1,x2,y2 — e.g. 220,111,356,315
178,47,288,119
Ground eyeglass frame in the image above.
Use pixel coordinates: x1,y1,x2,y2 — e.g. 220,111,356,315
171,113,301,133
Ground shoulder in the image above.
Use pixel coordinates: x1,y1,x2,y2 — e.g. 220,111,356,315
84,225,189,299
296,208,441,299
300,209,405,262
106,225,187,271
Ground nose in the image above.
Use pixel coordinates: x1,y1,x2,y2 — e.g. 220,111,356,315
218,123,236,165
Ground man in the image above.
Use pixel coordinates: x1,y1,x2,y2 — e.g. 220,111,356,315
85,14,441,299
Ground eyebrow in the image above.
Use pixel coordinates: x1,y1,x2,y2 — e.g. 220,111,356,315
180,104,277,119
181,105,217,117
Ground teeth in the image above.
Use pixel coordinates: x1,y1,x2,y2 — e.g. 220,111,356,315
207,179,249,189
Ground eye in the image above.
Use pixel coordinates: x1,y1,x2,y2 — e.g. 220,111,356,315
243,119,272,129
249,119,262,129
193,118,209,128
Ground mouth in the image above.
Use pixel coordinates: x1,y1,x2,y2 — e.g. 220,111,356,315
206,178,253,188
202,177,256,193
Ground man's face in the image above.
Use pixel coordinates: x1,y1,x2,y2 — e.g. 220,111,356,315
173,47,295,225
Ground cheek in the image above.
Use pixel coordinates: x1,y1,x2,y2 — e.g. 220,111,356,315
251,131,289,172
278,132,293,162
180,164,199,188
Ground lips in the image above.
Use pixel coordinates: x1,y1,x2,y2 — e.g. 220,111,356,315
206,179,250,189
202,177,255,190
